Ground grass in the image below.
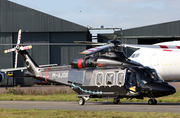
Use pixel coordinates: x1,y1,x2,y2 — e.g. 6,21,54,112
0,90,180,103
0,109,180,118
1,86,180,103
0,93,180,103
1,87,180,117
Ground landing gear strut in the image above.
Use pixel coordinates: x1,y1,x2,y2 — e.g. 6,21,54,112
113,98,120,104
148,98,157,105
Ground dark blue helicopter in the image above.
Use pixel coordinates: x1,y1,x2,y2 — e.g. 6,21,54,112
1,30,176,105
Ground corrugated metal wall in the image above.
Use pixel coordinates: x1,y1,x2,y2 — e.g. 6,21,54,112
0,33,13,85
50,32,87,65
113,20,180,57
122,20,180,36
0,0,88,32
0,0,90,85
0,32,88,85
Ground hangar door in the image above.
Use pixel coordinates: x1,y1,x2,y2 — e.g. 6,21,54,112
0,33,13,85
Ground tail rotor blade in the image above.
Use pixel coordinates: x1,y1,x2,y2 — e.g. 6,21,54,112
17,29,21,45
14,51,18,69
20,45,32,50
4,29,32,69
4,48,15,53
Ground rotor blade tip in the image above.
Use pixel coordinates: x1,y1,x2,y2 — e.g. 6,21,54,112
80,52,88,54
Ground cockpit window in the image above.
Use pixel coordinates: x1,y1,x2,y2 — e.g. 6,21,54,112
136,70,152,84
126,70,136,86
135,68,163,84
130,53,140,58
145,69,164,81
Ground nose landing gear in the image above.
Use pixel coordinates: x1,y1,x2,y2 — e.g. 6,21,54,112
79,98,85,105
148,98,157,105
78,96,90,105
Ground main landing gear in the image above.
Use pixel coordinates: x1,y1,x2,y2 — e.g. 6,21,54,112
148,98,157,105
113,98,120,104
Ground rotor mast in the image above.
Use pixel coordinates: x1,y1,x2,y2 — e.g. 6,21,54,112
88,25,122,41
88,25,123,52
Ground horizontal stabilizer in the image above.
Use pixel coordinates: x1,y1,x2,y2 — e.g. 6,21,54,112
0,64,57,73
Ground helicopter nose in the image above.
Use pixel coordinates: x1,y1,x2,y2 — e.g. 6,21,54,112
146,81,176,97
160,84,176,95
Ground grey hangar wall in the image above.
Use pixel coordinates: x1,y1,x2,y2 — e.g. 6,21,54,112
0,0,91,85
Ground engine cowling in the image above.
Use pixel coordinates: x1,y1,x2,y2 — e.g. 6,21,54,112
70,56,98,68
0,72,4,82
70,56,124,68
70,51,141,69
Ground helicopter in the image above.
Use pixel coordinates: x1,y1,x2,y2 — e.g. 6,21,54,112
1,29,176,105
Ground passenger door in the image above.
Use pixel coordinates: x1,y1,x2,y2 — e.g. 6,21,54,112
123,70,138,93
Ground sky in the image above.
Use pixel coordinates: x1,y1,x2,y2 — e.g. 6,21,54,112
9,0,180,36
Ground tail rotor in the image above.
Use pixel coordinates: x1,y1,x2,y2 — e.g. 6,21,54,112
4,29,32,68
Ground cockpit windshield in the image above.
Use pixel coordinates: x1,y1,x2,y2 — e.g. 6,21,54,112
136,68,163,84
127,67,164,85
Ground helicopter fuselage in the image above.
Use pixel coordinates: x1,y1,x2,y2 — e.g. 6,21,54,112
4,29,176,105
18,50,176,105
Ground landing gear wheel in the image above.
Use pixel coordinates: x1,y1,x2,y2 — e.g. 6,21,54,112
113,98,120,104
148,98,157,105
79,98,85,105
148,99,153,105
153,98,157,105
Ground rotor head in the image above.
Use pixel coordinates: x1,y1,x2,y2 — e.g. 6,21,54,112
108,40,121,46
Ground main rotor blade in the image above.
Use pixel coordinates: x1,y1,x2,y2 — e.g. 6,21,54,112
0,43,97,46
74,41,105,45
80,44,114,55
121,44,180,51
119,44,180,49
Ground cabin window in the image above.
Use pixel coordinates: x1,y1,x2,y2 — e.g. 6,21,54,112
117,73,124,86
131,53,140,58
105,72,115,85
96,72,103,86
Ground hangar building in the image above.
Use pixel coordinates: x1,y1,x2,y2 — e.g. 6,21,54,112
99,20,180,57
0,0,91,85
1,0,180,86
